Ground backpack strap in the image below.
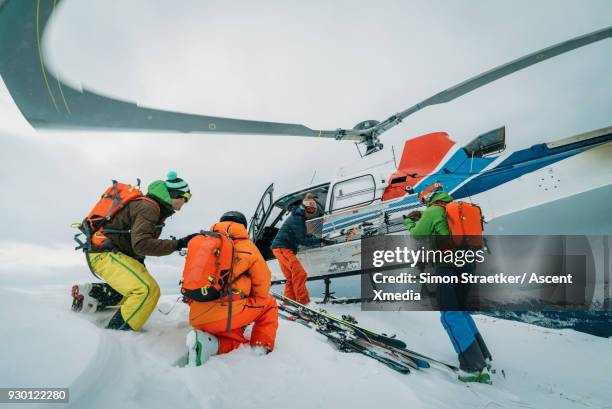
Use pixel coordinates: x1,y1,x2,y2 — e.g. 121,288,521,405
225,242,236,332
83,251,102,280
103,180,123,220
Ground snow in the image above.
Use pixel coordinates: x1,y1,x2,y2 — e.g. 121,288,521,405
1,284,611,409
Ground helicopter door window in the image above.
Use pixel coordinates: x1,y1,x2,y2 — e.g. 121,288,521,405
331,175,376,211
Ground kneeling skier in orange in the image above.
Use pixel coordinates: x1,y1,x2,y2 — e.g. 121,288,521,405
184,211,278,366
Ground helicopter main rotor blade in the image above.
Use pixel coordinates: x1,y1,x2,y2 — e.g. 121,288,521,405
359,25,612,139
0,0,345,140
0,1,609,151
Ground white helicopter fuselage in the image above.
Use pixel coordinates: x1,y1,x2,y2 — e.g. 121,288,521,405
279,126,612,300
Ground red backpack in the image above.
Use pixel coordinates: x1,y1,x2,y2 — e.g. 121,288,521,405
180,231,235,302
74,180,155,251
435,201,484,248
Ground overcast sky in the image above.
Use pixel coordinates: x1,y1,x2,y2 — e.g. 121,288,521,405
1,0,611,284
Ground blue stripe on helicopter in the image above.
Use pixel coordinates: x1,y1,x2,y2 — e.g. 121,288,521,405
452,142,605,199
321,136,610,234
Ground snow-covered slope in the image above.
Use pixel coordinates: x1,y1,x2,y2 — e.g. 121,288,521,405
1,286,611,409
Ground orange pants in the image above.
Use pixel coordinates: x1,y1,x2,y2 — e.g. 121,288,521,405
273,248,310,304
192,295,278,354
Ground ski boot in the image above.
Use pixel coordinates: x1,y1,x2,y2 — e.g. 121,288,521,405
458,366,493,385
71,283,123,313
71,283,99,313
105,310,132,331
475,332,493,361
186,329,219,367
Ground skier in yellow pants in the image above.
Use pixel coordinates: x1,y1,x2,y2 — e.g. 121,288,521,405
72,172,198,331
85,252,160,331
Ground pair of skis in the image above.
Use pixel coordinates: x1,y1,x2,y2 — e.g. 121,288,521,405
272,291,458,374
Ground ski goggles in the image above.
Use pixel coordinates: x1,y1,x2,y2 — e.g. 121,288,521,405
182,191,192,203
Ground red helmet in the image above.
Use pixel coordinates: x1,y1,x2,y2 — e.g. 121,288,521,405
418,182,443,205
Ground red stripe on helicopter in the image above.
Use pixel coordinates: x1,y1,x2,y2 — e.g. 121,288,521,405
383,132,456,201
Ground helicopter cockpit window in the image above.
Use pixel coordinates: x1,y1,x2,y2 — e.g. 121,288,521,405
331,175,376,211
464,126,506,157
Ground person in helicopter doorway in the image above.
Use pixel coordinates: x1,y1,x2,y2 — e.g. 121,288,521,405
403,182,493,384
271,193,327,305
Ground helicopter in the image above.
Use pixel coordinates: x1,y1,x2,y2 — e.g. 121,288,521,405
1,1,611,300
248,123,611,295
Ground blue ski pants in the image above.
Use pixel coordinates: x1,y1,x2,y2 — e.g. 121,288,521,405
436,264,480,354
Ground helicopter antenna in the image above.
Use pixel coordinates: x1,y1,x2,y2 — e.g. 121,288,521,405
354,142,365,158
391,145,398,169
309,170,317,185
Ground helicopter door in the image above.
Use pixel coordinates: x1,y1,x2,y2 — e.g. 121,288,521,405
248,183,274,243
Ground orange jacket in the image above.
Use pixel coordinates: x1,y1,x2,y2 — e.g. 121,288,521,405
189,221,272,326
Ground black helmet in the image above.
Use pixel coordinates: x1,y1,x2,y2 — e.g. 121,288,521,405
220,211,248,228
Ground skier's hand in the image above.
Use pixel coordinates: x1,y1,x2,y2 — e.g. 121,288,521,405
175,233,200,251
403,210,422,221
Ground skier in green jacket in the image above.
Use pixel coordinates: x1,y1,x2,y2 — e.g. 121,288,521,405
404,182,493,384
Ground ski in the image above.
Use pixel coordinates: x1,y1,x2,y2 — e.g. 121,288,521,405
271,291,406,349
278,308,415,373
278,302,422,370
373,337,459,372
322,329,414,374
273,291,459,372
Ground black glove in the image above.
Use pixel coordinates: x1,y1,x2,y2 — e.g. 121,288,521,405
403,210,422,221
175,233,199,251
321,239,335,246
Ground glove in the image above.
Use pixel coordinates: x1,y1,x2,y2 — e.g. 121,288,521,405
175,233,199,251
321,239,335,246
403,210,422,221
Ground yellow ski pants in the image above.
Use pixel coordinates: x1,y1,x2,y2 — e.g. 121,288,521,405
88,252,160,331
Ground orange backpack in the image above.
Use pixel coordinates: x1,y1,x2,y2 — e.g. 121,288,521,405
180,231,236,302
435,201,484,248
74,180,155,251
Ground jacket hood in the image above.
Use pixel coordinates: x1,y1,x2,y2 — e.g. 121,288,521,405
427,191,454,206
211,221,249,239
147,180,173,207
